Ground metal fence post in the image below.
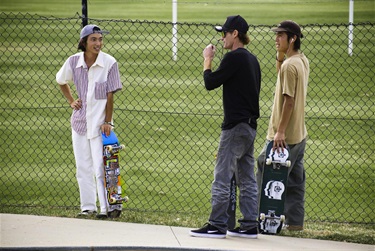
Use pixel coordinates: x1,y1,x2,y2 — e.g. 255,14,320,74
82,0,88,27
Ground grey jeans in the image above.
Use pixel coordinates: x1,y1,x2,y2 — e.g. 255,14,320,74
209,123,258,232
256,138,306,226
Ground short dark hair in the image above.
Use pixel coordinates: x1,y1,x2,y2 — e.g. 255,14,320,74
287,32,301,50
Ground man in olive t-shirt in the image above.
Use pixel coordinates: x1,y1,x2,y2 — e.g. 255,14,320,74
257,20,309,231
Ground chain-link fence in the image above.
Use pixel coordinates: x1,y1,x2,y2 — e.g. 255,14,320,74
0,13,374,224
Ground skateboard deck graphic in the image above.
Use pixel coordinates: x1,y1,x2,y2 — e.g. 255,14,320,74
102,131,128,218
259,140,291,234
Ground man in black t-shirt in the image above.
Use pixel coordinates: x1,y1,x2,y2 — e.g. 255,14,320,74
190,15,261,239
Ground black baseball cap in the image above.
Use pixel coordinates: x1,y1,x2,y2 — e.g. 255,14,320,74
271,20,303,38
215,15,249,34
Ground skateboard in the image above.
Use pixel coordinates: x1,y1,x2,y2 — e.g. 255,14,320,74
102,131,129,218
258,140,291,234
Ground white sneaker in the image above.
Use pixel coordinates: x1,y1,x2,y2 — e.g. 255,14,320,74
77,210,96,217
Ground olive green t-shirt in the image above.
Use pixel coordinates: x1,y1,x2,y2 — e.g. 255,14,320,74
267,53,309,144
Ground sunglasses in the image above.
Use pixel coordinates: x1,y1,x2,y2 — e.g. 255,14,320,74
221,30,233,38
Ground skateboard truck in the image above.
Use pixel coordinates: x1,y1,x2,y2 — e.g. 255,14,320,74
266,147,291,168
109,196,129,204
259,210,285,234
104,144,125,157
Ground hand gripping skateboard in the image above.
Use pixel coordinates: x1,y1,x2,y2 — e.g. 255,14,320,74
102,131,129,218
259,140,291,234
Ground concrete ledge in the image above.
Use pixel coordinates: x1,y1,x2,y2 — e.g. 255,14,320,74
1,214,373,251
1,247,217,251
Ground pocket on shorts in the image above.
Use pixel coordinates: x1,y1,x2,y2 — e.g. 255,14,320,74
95,81,107,99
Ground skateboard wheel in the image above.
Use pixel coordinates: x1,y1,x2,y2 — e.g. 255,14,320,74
266,158,272,165
286,160,291,167
120,144,125,150
260,213,265,220
280,215,285,222
123,196,129,202
109,197,116,204
107,146,113,152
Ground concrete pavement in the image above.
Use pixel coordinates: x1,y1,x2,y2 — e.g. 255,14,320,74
0,214,373,251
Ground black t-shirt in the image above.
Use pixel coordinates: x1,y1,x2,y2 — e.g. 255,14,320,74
203,48,261,130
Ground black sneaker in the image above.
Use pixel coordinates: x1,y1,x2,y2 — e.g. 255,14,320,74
190,223,226,239
227,227,258,239
96,212,108,219
108,209,121,218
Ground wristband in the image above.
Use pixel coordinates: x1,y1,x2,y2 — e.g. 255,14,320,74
104,122,114,127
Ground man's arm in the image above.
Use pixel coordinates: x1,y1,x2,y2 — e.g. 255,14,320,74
273,94,294,149
204,58,212,71
276,52,285,73
101,92,114,136
59,84,81,110
203,44,216,70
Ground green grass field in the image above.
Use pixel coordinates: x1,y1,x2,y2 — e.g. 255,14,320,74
0,0,374,245
1,0,374,24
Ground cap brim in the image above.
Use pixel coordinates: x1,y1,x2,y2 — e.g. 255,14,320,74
271,27,288,32
94,30,109,35
215,26,223,32
271,27,303,38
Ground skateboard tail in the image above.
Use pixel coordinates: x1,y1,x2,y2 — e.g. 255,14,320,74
102,131,119,146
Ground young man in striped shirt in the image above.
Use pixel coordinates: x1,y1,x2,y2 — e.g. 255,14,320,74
56,24,122,218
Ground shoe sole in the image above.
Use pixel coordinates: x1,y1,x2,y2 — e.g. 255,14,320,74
77,213,96,217
227,232,258,239
96,214,108,219
189,231,226,239
286,228,303,231
283,225,304,231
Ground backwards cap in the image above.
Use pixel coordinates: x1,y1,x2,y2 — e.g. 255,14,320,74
80,24,109,39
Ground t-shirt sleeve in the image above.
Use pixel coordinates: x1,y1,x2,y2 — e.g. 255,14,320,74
106,62,122,93
56,57,73,85
281,63,298,98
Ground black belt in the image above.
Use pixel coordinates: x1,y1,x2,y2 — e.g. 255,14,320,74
222,118,257,130
248,117,257,130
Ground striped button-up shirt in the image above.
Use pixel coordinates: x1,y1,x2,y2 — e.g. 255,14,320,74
56,51,122,139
